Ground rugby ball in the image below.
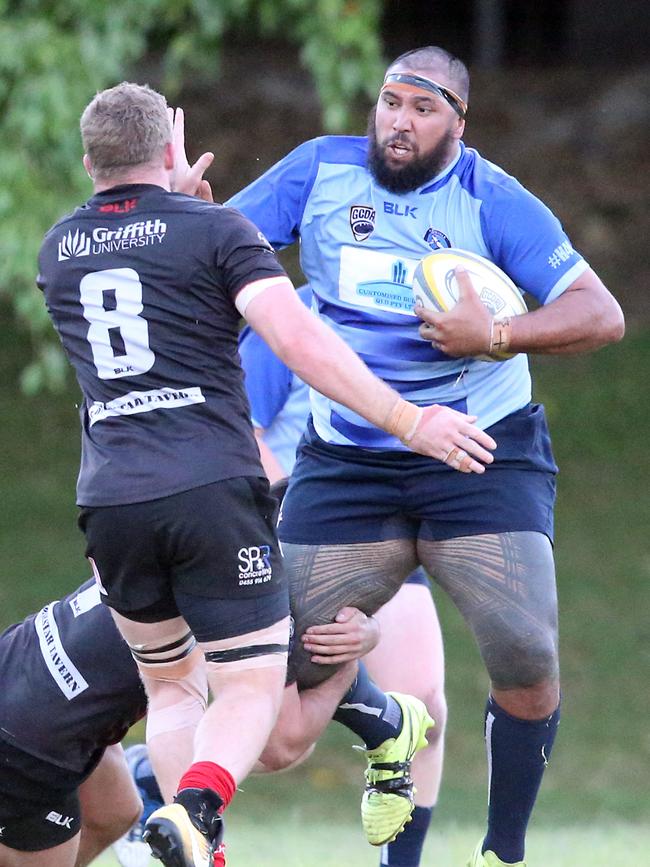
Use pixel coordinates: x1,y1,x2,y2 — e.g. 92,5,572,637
412,248,527,361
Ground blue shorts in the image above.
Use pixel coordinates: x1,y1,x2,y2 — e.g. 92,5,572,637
278,404,557,545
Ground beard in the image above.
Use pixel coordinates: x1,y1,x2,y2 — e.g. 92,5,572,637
366,108,457,194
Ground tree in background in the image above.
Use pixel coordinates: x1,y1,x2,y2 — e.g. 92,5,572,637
0,0,383,391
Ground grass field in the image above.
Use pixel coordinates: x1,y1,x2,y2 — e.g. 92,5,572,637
93,822,650,866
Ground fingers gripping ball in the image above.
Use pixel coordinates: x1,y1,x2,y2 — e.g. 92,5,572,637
412,248,527,360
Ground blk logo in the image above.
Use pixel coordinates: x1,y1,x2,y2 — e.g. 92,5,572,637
46,811,74,829
384,202,418,218
99,198,138,213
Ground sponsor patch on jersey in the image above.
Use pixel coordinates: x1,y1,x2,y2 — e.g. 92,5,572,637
58,229,91,261
339,245,419,315
88,386,205,426
424,227,451,249
34,604,89,700
349,204,376,242
58,220,167,260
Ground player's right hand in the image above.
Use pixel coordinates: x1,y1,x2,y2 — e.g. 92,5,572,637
168,106,214,197
301,607,380,664
408,405,497,473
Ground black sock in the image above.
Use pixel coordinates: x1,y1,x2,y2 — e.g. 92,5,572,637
380,804,433,866
332,661,403,749
482,695,560,862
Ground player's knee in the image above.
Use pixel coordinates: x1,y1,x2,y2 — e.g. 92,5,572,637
486,628,558,689
85,795,142,847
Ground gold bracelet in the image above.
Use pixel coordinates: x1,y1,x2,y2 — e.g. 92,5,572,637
488,316,513,358
383,398,422,443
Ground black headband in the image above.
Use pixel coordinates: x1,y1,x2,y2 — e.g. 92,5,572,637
382,72,467,118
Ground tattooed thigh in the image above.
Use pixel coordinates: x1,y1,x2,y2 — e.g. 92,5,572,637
418,532,559,689
283,540,418,689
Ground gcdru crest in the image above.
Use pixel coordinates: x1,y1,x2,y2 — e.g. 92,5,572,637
350,205,376,242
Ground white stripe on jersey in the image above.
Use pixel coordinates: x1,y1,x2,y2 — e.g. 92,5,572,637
34,604,89,700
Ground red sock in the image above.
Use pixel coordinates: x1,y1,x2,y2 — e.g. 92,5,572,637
213,841,227,866
177,762,236,810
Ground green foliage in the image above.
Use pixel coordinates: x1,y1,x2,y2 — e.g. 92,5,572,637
0,0,384,390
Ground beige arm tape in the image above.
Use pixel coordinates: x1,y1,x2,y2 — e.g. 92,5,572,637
383,397,423,444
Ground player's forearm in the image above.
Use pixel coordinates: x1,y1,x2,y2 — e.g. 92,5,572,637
272,319,399,432
509,274,625,355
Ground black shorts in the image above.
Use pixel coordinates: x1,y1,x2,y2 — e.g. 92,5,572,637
279,404,557,545
0,739,86,851
79,477,288,641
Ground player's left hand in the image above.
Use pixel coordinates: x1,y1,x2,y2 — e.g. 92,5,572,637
415,267,492,357
301,607,380,664
168,107,214,199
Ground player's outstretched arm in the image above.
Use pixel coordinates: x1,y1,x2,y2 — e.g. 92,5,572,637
242,280,496,472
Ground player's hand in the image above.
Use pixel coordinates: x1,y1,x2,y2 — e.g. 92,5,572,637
408,405,497,473
168,107,214,198
301,607,380,664
415,267,492,357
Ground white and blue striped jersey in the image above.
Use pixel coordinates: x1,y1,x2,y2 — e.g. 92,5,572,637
228,138,588,449
239,285,311,474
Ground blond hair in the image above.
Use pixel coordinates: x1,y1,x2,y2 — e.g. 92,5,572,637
80,82,170,181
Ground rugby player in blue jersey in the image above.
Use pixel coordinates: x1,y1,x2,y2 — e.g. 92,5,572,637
226,46,624,867
37,82,494,867
238,291,447,867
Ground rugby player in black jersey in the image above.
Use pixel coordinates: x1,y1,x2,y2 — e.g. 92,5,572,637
0,579,377,867
0,580,146,867
37,82,495,867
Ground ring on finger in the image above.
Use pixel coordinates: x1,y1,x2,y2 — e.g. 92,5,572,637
459,453,473,472
445,447,459,464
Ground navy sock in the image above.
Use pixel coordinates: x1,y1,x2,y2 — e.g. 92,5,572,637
332,661,403,749
380,805,433,866
482,695,560,863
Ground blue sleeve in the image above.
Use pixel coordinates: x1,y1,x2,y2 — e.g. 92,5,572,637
225,139,321,249
238,325,293,429
478,171,587,304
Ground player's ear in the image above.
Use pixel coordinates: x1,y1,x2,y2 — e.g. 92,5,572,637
82,154,94,180
164,141,175,171
453,117,465,140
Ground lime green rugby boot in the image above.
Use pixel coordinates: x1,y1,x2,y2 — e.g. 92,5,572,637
360,691,435,846
468,840,526,867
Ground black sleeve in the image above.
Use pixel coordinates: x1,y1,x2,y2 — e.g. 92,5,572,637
212,207,288,300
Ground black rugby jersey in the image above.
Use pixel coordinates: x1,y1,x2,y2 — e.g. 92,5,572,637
0,580,146,775
38,184,287,506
